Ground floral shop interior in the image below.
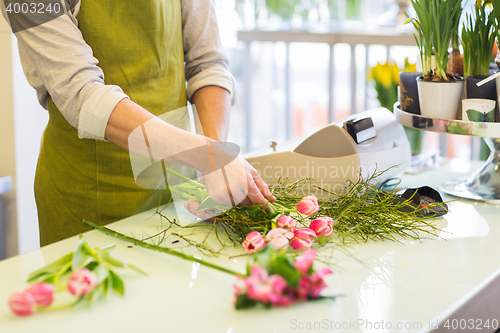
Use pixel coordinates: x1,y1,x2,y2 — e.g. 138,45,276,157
0,0,499,332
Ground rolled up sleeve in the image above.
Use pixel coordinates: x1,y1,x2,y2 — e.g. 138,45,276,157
1,2,128,140
182,0,237,105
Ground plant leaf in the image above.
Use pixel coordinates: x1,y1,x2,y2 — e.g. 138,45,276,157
99,249,126,268
270,255,301,288
235,294,257,310
108,269,125,296
94,264,110,284
195,197,229,212
72,238,92,271
27,253,73,283
128,263,148,276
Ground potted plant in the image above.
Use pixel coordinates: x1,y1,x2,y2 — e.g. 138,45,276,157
447,1,464,76
462,1,496,100
408,0,464,120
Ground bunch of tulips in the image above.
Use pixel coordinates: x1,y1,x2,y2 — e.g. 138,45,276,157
8,268,98,316
242,195,334,253
234,247,333,309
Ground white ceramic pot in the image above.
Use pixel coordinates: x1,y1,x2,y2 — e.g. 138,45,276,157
417,76,465,120
462,99,496,122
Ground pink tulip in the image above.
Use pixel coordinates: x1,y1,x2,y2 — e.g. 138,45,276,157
307,267,333,298
67,268,98,297
250,265,268,280
25,283,55,307
290,228,317,250
242,231,266,253
276,215,297,232
294,249,317,275
297,196,320,215
309,216,334,237
266,228,294,250
244,265,289,306
297,267,333,300
8,291,35,316
233,276,247,298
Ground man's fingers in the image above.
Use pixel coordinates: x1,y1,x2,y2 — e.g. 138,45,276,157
245,176,268,205
251,169,276,202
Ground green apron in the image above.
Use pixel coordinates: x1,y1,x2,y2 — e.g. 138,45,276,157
34,0,187,245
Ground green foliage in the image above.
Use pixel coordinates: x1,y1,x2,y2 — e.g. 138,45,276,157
264,0,300,19
27,253,72,285
235,294,258,310
252,245,301,287
167,168,442,249
462,2,496,77
27,237,145,306
372,80,398,111
409,0,464,80
346,0,362,19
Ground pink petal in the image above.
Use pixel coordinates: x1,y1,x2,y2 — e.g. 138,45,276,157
8,292,35,316
25,283,55,307
269,236,289,249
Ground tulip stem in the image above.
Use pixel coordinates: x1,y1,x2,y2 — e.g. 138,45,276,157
38,301,78,312
52,262,72,289
83,220,241,277
164,167,205,189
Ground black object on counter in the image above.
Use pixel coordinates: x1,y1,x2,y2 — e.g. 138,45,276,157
398,186,448,217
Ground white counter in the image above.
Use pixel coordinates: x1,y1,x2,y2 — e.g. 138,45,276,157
0,160,499,333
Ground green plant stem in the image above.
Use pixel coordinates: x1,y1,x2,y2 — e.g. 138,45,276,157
82,219,242,276
38,301,78,312
165,167,205,189
52,262,72,289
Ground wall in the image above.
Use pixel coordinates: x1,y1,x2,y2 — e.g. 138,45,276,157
0,17,49,257
0,16,17,258
12,37,48,255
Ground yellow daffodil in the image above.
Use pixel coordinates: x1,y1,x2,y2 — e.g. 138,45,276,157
392,62,400,85
369,58,415,88
404,58,417,72
476,0,492,8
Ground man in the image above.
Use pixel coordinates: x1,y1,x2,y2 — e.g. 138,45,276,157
1,0,274,245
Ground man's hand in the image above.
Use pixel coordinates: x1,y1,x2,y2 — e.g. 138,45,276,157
184,158,275,221
184,199,216,222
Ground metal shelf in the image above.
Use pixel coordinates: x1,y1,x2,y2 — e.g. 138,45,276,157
394,104,500,138
395,105,500,203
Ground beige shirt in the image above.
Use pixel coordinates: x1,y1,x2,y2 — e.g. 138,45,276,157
1,0,237,140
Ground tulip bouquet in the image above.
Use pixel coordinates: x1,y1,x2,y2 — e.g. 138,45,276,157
241,197,335,253
166,168,441,252
234,246,333,309
7,237,145,317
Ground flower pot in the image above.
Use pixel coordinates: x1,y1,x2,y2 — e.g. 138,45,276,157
462,99,496,122
399,72,422,115
416,76,464,120
466,75,497,100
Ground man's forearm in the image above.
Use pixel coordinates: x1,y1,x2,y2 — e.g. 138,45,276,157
104,98,212,173
191,86,231,142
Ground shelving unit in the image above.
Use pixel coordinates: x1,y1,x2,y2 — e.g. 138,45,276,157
395,105,500,203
